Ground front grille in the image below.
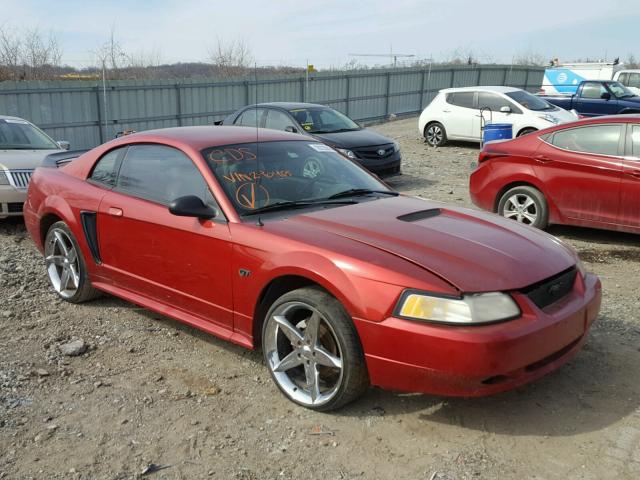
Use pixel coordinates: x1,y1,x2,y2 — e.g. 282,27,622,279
7,202,24,213
353,144,395,160
9,170,34,189
520,267,577,309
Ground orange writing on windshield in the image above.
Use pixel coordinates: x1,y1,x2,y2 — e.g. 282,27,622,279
235,182,270,209
208,147,257,163
224,170,292,183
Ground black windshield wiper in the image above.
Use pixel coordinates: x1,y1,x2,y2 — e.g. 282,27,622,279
241,199,357,216
327,189,399,199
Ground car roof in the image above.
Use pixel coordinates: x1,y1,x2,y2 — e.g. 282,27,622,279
254,102,331,110
439,86,522,94
0,114,33,122
105,125,308,150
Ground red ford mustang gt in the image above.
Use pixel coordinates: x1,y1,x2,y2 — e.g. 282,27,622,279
24,127,601,411
470,115,640,234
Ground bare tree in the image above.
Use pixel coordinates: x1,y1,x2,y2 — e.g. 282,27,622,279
208,36,253,77
0,25,62,80
625,54,640,69
514,51,547,67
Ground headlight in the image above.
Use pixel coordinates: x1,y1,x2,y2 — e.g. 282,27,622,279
0,170,9,186
396,291,520,325
539,114,560,124
337,148,357,159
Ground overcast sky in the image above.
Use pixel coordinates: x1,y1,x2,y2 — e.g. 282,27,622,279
3,0,638,68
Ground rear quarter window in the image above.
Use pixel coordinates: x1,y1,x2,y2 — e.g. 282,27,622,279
446,92,475,109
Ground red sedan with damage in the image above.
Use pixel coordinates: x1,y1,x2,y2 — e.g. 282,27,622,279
470,115,640,234
24,127,601,411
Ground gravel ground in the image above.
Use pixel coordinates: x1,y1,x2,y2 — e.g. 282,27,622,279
1,116,640,480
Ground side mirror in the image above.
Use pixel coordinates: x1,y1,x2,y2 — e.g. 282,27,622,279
169,195,218,219
500,106,511,113
57,140,70,150
284,125,298,133
601,92,611,100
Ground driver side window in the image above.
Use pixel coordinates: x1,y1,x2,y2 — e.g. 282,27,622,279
116,144,217,207
264,110,296,131
581,83,607,99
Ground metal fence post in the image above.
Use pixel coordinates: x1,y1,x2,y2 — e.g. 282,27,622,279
419,69,426,111
524,69,530,90
345,75,351,116
300,77,304,102
245,80,250,105
94,86,104,144
175,83,182,126
384,72,391,118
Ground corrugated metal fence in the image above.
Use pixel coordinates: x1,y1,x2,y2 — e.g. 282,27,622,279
0,64,544,149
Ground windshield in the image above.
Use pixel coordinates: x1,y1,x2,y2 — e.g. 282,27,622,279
0,119,59,150
606,81,636,98
203,141,388,215
505,91,557,111
288,108,360,134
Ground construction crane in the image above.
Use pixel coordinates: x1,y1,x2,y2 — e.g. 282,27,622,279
348,52,415,68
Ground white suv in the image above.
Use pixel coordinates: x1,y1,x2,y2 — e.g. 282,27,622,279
418,86,577,147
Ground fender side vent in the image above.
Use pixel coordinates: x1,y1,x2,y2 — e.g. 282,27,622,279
397,208,442,222
80,211,101,264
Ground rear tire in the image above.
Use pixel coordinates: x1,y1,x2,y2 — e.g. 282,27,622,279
44,221,101,303
517,128,538,137
424,122,447,147
262,286,369,411
497,186,549,229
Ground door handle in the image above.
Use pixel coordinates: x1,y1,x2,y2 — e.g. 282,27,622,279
442,110,451,113
108,207,123,217
534,155,553,164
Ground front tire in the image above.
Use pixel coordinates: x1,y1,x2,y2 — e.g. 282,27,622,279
262,286,369,411
424,122,447,147
497,186,549,229
44,221,101,303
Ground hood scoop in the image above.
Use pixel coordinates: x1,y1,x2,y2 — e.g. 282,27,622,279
397,208,442,222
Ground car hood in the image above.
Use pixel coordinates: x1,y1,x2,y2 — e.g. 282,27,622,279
282,196,575,292
0,149,63,169
619,95,640,104
547,108,578,122
312,128,394,149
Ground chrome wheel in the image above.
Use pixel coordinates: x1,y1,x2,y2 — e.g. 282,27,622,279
426,124,444,146
45,228,80,299
502,193,538,225
264,301,343,407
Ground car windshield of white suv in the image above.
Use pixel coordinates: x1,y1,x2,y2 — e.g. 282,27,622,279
0,119,59,150
288,108,360,134
606,81,636,98
203,140,395,216
505,91,557,111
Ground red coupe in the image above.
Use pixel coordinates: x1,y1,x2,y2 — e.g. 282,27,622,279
470,115,640,234
24,127,601,411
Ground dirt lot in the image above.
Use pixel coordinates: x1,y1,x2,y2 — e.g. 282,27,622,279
1,116,640,480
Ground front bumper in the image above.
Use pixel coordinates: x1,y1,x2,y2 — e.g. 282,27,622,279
0,185,27,218
354,272,601,397
357,151,402,177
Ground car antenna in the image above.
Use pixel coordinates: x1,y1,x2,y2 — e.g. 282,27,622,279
254,62,264,227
